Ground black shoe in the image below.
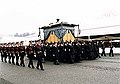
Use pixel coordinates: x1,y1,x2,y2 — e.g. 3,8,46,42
32,66,34,69
20,64,22,66
36,67,39,69
41,69,44,71
23,65,25,67
28,65,30,68
16,63,19,66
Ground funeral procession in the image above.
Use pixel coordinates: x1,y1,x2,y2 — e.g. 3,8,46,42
1,0,120,83
0,20,99,66
0,19,118,67
1,19,120,84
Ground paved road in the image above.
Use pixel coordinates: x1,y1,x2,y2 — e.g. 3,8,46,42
0,55,120,84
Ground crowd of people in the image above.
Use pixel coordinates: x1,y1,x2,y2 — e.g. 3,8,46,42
0,40,114,71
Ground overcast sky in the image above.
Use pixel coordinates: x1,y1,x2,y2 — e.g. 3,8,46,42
0,0,120,36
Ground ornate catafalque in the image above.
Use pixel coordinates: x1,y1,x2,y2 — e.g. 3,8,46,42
41,21,78,43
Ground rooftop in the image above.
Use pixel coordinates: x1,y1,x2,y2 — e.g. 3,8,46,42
41,22,78,29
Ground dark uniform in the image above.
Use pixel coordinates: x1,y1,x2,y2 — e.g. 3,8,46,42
81,42,87,60
0,44,4,62
63,43,68,62
7,43,11,64
26,42,34,68
101,42,106,56
14,43,20,66
109,43,114,57
3,44,7,63
57,43,64,62
52,43,60,65
94,42,100,58
44,43,49,61
49,44,54,61
19,42,25,67
35,43,44,70
65,43,74,63
74,42,82,62
10,43,15,64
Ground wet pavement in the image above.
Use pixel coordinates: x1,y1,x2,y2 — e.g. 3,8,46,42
0,55,120,84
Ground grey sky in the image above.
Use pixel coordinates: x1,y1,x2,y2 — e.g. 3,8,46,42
0,0,120,36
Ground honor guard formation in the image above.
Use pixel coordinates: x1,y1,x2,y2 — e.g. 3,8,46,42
0,40,99,70
0,40,44,71
0,40,114,71
0,20,116,73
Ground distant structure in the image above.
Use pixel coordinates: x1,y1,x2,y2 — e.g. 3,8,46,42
41,19,79,43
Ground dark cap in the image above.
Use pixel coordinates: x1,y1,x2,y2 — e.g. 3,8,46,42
4,43,7,45
20,41,24,43
29,41,32,43
16,42,19,44
8,42,11,44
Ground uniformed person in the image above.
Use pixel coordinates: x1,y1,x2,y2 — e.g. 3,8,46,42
35,40,44,70
0,44,4,62
3,43,7,63
74,42,82,62
7,43,11,64
65,42,74,63
109,42,114,57
81,41,87,60
26,41,34,68
10,43,15,64
49,43,54,61
44,43,49,61
84,41,97,60
101,42,106,56
41,42,45,63
94,41,101,58
57,43,64,62
14,42,20,66
63,42,68,62
19,41,25,67
52,42,60,65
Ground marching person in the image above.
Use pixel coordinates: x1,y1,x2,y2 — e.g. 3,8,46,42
0,44,4,62
11,43,15,65
109,42,114,57
44,43,49,61
49,43,54,61
65,42,74,63
3,43,7,63
81,41,87,60
74,42,82,62
19,41,25,67
14,42,20,66
35,40,44,70
57,43,64,62
41,42,45,63
63,42,68,62
101,42,106,56
26,41,35,68
52,42,60,65
94,41,101,58
7,43,11,64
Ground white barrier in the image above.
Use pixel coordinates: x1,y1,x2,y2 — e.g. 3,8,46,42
99,47,120,54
